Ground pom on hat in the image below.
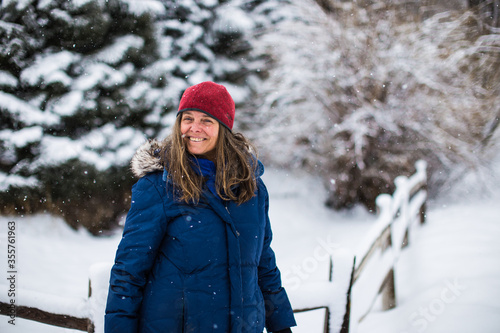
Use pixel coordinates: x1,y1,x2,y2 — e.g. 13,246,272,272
177,81,235,130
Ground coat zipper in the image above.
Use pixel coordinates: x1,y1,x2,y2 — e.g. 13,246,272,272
224,201,240,237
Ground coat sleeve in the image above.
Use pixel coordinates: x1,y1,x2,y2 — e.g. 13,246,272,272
257,180,297,332
105,175,168,333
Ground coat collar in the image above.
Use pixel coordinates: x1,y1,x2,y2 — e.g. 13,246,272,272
161,156,219,197
130,139,265,180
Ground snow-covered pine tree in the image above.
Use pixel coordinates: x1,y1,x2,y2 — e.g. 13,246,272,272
0,0,163,234
0,0,280,234
248,0,500,211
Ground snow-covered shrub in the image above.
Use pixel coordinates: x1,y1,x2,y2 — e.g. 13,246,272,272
247,0,500,210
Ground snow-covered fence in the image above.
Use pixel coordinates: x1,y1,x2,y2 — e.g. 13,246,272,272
287,160,427,333
289,251,356,333
0,263,112,333
88,262,114,333
347,160,428,332
0,288,91,331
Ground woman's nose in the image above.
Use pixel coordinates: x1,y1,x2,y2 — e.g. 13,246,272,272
190,120,202,132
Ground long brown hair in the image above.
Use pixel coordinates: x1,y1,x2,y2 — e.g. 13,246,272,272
162,116,258,204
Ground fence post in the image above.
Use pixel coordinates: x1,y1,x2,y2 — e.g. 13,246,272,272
380,268,396,310
382,219,397,311
87,279,96,333
419,202,427,224
375,194,392,218
393,176,409,255
415,160,428,224
340,256,356,333
88,262,113,333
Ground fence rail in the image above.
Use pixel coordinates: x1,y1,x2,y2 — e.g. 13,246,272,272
0,301,91,331
0,161,428,333
0,287,92,332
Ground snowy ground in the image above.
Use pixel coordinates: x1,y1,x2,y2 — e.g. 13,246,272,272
1,165,500,332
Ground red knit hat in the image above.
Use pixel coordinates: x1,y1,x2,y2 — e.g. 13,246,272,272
177,81,235,130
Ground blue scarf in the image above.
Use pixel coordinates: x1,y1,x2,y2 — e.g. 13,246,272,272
162,156,218,197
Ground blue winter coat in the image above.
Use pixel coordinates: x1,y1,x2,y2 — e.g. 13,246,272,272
105,140,296,333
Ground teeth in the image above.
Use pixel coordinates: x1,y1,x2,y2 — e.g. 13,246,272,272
189,137,205,142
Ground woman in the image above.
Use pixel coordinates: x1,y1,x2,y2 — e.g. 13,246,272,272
105,81,296,333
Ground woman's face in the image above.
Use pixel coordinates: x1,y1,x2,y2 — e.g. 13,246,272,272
180,110,220,156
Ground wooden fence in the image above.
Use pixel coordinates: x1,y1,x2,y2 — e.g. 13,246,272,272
0,289,92,331
0,161,427,333
288,160,428,333
347,160,427,332
0,262,111,333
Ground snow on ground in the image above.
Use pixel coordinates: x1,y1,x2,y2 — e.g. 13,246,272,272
1,164,500,332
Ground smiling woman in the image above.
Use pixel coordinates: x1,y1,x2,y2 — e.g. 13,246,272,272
105,81,296,333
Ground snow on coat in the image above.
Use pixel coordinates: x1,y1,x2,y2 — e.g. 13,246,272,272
105,139,296,333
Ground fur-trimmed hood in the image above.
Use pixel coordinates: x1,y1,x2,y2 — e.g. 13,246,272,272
130,139,265,179
130,139,164,178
